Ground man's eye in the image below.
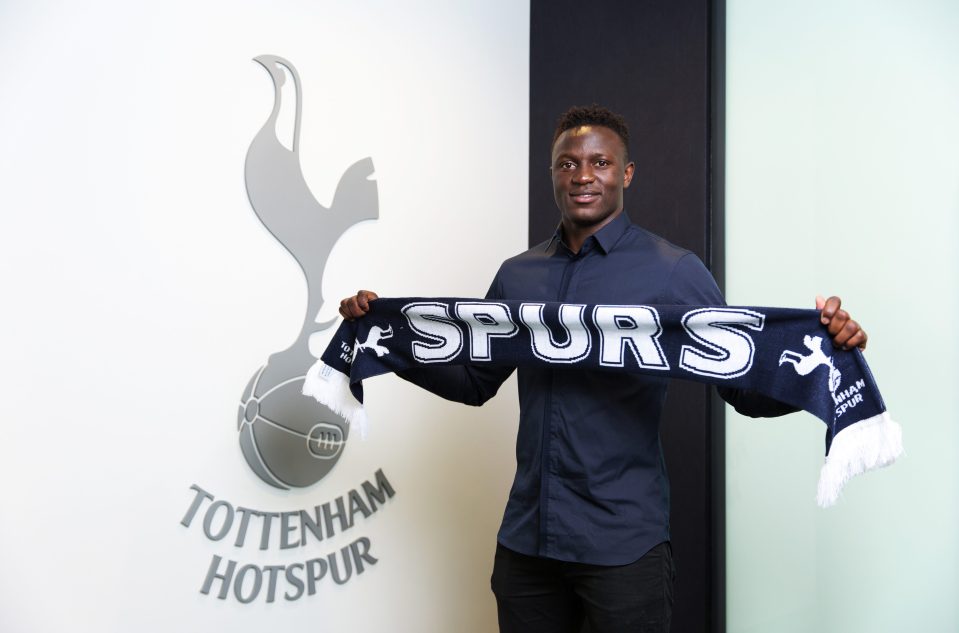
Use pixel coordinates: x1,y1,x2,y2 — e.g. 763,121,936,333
559,161,575,169
596,160,610,167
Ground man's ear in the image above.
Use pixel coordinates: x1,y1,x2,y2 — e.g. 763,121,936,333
623,162,636,188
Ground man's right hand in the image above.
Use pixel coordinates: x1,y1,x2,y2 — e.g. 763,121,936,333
339,290,379,321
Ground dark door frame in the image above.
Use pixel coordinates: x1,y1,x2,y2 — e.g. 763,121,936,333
528,2,726,631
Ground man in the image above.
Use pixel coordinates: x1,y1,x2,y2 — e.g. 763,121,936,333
339,105,866,632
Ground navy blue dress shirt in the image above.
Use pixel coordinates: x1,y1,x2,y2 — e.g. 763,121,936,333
399,212,793,565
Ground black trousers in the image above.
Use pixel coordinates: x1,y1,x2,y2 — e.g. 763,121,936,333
490,541,675,633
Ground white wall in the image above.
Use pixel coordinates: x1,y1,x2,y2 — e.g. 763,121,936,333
0,1,528,631
726,1,959,631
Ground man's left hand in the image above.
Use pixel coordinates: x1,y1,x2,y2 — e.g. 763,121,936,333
816,295,868,351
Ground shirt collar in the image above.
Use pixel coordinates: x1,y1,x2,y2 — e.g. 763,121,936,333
591,211,631,254
546,211,631,255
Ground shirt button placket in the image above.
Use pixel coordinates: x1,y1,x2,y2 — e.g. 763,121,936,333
539,247,582,558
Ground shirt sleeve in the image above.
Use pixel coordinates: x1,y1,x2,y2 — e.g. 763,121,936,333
394,270,515,406
668,253,799,417
663,253,725,305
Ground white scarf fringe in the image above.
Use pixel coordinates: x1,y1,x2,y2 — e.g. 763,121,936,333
816,412,903,507
303,360,369,439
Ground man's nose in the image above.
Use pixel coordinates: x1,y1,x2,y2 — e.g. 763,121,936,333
573,165,595,183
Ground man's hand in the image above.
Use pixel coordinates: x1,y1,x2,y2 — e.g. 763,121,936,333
339,290,379,321
816,295,868,351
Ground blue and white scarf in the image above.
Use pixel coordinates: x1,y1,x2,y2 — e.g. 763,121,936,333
304,298,902,507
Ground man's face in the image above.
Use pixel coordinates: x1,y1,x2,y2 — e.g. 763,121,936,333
551,125,635,232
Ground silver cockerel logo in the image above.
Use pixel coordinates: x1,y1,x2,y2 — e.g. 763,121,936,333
237,56,379,489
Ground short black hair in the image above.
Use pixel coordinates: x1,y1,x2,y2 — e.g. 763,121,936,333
552,104,630,159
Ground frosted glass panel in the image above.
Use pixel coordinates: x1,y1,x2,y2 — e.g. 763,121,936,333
725,1,959,631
